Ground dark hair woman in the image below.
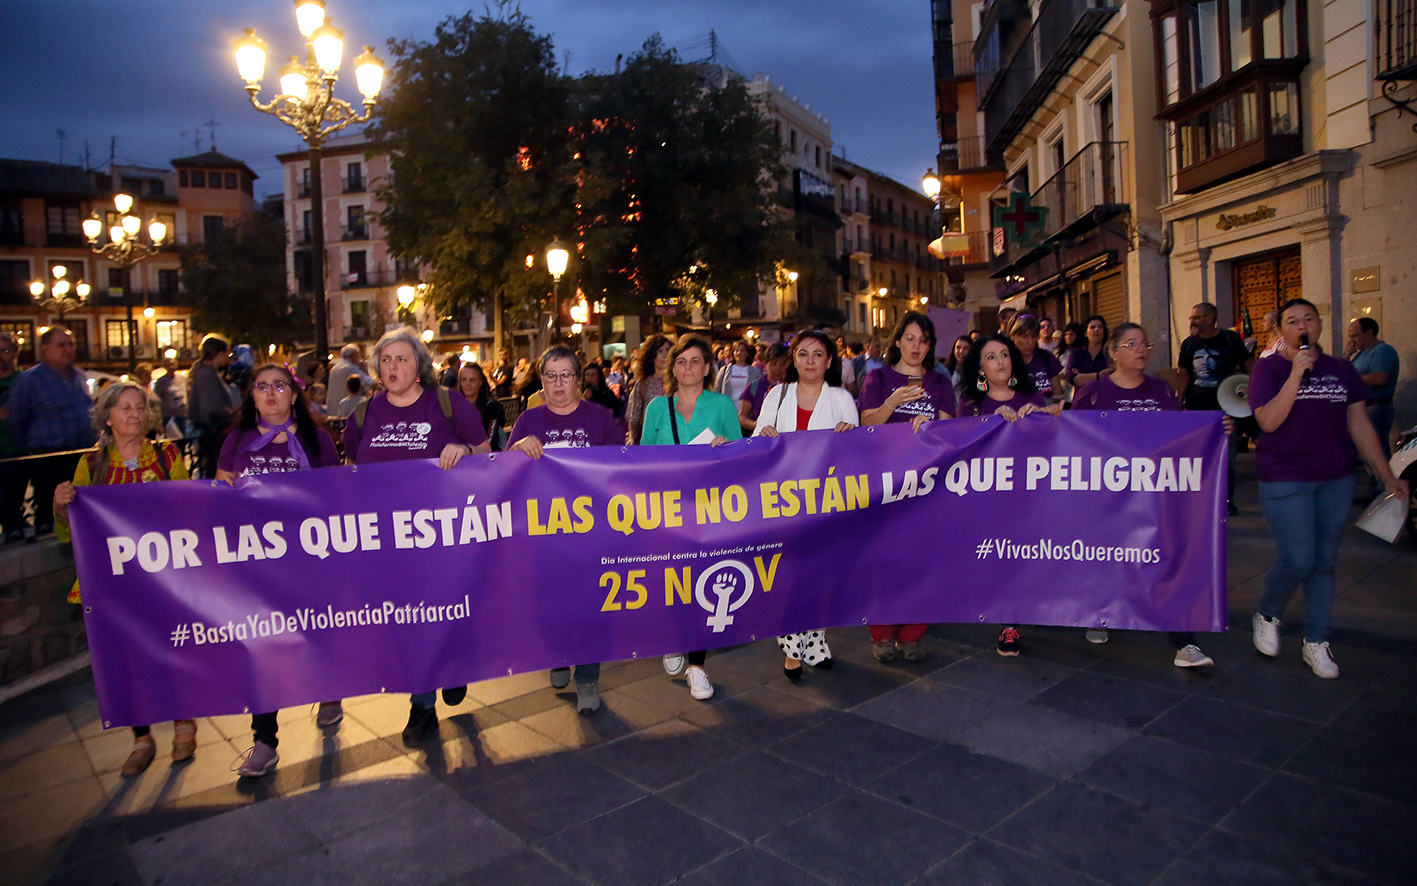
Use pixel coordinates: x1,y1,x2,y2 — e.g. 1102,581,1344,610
857,311,956,662
1064,314,1110,390
713,338,763,403
213,363,342,777
1249,298,1408,679
458,361,506,451
626,334,674,444
957,334,1059,420
943,334,972,390
753,330,858,678
343,327,491,744
581,361,625,423
641,336,742,700
1071,324,1216,667
54,383,191,778
1009,313,1064,401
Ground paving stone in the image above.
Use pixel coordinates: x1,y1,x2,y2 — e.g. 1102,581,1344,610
1281,726,1417,807
757,791,968,886
766,656,917,709
0,775,107,854
865,740,1057,833
461,754,645,841
1028,671,1189,731
1196,657,1362,722
1076,735,1270,823
1329,687,1417,744
679,685,838,748
583,718,747,791
1154,828,1375,886
1142,695,1320,767
38,847,145,886
926,652,1079,701
661,751,847,840
536,796,741,886
324,791,522,885
443,848,583,886
676,845,830,886
989,782,1209,886
283,773,450,843
1222,773,1417,885
129,799,322,885
767,713,937,786
917,838,1100,886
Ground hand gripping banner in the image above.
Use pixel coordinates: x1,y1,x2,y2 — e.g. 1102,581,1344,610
70,412,1227,727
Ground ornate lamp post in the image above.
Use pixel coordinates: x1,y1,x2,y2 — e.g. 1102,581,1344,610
30,266,91,323
234,0,385,367
80,193,168,371
545,240,569,341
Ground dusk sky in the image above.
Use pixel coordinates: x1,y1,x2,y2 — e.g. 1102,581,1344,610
2,0,940,200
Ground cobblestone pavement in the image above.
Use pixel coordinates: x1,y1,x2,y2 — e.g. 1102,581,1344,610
2,473,1415,885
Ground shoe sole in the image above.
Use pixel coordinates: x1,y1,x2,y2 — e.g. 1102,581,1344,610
550,670,572,689
663,658,687,676
237,759,279,778
996,648,1019,657
1174,658,1214,668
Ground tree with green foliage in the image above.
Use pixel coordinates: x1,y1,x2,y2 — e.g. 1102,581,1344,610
367,5,576,352
370,9,788,341
178,212,309,350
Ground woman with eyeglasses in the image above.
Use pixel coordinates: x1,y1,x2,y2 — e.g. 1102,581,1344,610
1071,324,1216,667
214,364,341,777
508,346,625,714
753,330,857,679
641,337,742,700
344,327,490,745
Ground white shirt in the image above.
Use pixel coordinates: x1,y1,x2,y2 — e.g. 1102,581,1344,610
752,383,859,434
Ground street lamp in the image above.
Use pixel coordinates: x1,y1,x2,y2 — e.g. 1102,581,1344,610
704,288,718,338
545,240,569,340
31,266,90,321
82,192,168,371
234,1,385,368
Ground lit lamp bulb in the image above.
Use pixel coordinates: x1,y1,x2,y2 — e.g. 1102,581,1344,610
279,57,308,101
421,329,434,343
54,280,70,296
234,28,268,84
144,307,156,319
922,170,941,199
110,226,124,244
294,0,326,38
122,215,142,237
311,22,344,73
30,281,44,297
353,46,384,99
76,283,90,298
114,193,134,214
82,216,102,241
52,265,66,279
545,241,569,281
787,271,798,283
149,219,167,244
396,285,416,308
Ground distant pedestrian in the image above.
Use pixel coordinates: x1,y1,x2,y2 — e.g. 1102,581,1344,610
3,326,95,533
187,335,237,479
1346,317,1399,461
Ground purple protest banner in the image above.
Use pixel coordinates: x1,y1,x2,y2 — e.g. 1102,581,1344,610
70,412,1226,727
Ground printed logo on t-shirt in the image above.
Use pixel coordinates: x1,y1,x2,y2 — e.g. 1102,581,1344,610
369,420,434,450
1295,374,1350,404
1190,347,1228,388
1113,397,1166,412
240,454,301,477
544,427,592,448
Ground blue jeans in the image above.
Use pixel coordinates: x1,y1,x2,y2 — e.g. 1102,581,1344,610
1258,475,1356,643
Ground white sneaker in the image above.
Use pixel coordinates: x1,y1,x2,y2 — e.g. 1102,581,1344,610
685,666,714,700
1252,613,1281,657
1302,641,1340,679
1086,629,1109,644
1173,645,1214,668
663,653,687,676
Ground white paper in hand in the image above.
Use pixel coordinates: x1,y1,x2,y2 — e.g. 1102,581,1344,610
1356,493,1407,544
689,428,717,445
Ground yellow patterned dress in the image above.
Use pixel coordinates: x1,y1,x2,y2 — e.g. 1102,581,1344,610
57,440,188,603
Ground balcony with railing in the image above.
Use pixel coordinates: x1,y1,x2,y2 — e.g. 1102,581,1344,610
940,136,1003,173
988,141,1129,276
977,0,1119,156
341,175,366,194
339,270,412,291
936,40,977,80
1378,0,1417,79
341,225,369,241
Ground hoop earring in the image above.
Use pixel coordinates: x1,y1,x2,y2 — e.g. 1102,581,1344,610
976,373,988,392
1007,375,1017,389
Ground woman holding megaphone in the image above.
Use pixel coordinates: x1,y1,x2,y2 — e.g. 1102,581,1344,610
1248,299,1408,679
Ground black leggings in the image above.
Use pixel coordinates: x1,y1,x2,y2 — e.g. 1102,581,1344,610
687,650,707,667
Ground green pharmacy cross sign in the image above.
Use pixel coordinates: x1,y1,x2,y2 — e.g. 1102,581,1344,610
993,194,1048,246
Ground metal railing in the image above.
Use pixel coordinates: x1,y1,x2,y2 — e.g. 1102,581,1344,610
341,176,366,194
1378,0,1417,77
989,141,1129,273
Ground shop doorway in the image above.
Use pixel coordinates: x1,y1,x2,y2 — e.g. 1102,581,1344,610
1233,249,1301,333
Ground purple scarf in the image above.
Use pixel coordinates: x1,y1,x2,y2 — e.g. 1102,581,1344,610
239,418,310,470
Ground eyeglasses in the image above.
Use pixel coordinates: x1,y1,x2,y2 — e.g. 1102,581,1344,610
542,371,577,384
1115,342,1153,353
254,381,290,394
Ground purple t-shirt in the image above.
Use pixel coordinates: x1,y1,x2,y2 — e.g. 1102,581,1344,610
957,390,1048,417
1064,346,1109,384
858,366,958,423
1023,349,1063,395
218,426,340,477
1248,352,1367,482
508,401,622,449
1073,376,1179,412
343,388,488,464
740,376,773,421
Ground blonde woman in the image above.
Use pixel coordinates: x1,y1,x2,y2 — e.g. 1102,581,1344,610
54,383,191,777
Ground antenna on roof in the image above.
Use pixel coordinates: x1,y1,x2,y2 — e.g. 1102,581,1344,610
203,119,221,151
57,129,66,164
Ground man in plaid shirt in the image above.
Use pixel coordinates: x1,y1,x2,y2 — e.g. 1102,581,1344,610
4,326,94,535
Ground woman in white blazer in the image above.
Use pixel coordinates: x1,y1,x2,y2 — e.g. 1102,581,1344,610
753,329,857,680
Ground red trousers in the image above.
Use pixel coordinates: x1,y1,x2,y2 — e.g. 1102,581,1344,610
869,624,928,644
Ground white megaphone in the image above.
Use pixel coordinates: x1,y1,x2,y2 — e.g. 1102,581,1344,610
1218,373,1251,418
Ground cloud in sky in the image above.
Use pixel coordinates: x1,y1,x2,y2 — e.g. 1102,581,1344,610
1,0,939,195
